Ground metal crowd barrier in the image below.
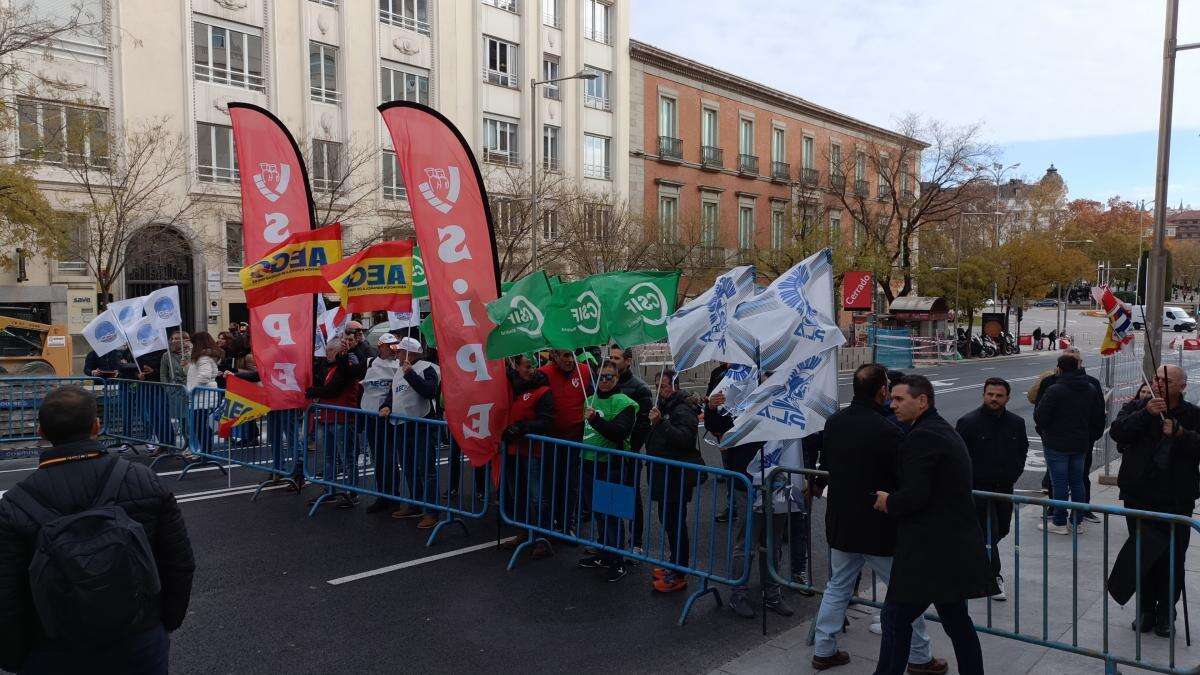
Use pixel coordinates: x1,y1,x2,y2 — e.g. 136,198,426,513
0,376,106,444
305,404,490,547
184,387,306,497
101,379,191,469
763,466,1200,675
500,433,755,626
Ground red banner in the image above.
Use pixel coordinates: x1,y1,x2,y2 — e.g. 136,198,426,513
321,240,414,314
239,224,342,306
842,271,874,310
379,102,509,467
229,103,315,409
217,375,272,438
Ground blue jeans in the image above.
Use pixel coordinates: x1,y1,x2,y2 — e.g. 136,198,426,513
814,549,932,662
1044,448,1087,526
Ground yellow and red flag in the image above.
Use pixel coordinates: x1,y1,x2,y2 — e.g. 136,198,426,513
216,375,272,438
239,223,343,307
1091,284,1134,356
321,240,415,314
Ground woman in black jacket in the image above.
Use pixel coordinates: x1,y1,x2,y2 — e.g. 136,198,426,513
645,369,703,593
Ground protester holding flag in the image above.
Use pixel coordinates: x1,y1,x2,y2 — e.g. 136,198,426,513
540,350,593,536
306,336,365,510
362,334,401,514
379,337,441,529
501,354,555,559
608,345,653,553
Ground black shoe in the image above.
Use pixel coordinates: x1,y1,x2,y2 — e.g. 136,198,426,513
336,494,359,509
365,499,391,514
1155,611,1176,638
1081,512,1101,524
714,507,732,523
1132,612,1155,633
603,564,628,582
577,556,606,569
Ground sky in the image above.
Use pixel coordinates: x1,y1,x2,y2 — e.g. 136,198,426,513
631,0,1200,208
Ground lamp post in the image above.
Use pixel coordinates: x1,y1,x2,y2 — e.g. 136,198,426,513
931,265,959,339
985,162,1021,307
529,69,598,272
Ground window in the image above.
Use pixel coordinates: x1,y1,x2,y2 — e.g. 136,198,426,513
583,134,610,179
379,0,430,36
196,122,237,183
542,210,560,241
802,136,814,169
701,201,719,246
490,196,519,234
542,125,560,171
739,118,754,156
542,55,560,99
830,210,842,245
309,42,339,103
701,108,718,147
583,0,611,44
830,143,842,174
382,150,407,200
193,21,264,92
381,62,430,104
659,195,678,243
226,222,244,271
771,208,786,249
583,203,613,239
54,213,88,275
878,154,889,197
483,0,517,11
772,127,785,164
855,152,866,181
18,98,109,169
311,139,343,193
483,117,519,165
583,67,610,110
738,205,755,250
542,0,559,26
659,96,678,139
310,0,337,6
483,36,518,87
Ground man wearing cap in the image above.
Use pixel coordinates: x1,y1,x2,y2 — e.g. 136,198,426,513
343,320,370,371
362,333,402,513
379,336,442,529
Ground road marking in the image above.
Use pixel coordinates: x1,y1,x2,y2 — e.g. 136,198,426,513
935,374,1041,395
326,537,519,585
177,483,289,504
981,367,995,371
929,378,960,387
0,465,37,474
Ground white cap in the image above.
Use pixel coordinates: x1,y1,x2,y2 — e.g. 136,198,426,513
377,333,399,345
398,336,422,353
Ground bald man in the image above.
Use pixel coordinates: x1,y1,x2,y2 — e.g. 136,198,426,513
1110,364,1200,637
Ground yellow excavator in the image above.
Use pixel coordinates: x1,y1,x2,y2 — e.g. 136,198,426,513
0,313,72,376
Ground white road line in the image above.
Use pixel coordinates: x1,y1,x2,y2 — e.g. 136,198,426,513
177,484,288,504
326,537,519,585
0,465,37,474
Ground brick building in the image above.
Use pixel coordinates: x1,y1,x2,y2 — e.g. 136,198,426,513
1170,210,1200,240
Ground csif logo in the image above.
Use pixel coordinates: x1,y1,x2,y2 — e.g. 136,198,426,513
418,166,461,214
505,295,545,337
623,282,668,327
253,163,291,202
569,290,602,335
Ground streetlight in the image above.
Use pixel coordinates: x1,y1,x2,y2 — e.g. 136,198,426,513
529,69,598,271
985,162,1021,306
931,266,961,338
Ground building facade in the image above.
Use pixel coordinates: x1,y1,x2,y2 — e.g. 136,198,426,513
1169,210,1200,240
1,0,629,371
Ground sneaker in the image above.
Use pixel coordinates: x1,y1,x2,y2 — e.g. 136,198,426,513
764,590,794,617
907,657,949,674
583,545,600,555
653,571,688,593
416,514,439,529
714,507,733,523
531,541,554,559
1073,522,1086,535
391,506,422,520
992,576,1007,602
869,621,882,635
1081,512,1101,524
729,590,755,619
629,547,645,566
1037,521,1072,535
793,570,815,597
812,651,850,670
577,556,607,569
603,564,628,582
336,494,359,509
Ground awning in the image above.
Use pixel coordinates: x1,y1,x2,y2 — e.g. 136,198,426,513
889,296,949,313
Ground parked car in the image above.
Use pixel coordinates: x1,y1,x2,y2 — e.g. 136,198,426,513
1033,298,1058,308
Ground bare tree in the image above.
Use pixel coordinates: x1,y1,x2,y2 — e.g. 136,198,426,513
553,191,657,277
0,0,105,96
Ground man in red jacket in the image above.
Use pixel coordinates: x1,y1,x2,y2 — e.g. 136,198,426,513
538,349,593,536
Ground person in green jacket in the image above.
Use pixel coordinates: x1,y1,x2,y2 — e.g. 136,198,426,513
577,360,638,582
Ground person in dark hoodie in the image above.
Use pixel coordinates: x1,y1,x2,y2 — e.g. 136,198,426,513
1033,355,1106,534
956,377,1027,602
608,345,653,554
1032,347,1103,513
500,354,556,559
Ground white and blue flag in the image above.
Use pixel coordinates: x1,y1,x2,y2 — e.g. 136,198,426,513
718,347,839,448
709,363,759,416
144,286,182,329
127,315,169,358
107,296,146,339
82,309,127,357
667,265,757,371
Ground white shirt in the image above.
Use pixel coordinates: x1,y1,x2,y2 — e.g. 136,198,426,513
186,356,220,393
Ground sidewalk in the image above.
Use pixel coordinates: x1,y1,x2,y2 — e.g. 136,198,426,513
711,461,1200,674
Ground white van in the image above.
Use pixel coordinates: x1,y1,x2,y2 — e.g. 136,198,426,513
1131,305,1197,332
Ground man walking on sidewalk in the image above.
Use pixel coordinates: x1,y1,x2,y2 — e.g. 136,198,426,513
956,377,1028,601
1034,355,1106,534
873,375,995,675
809,364,946,674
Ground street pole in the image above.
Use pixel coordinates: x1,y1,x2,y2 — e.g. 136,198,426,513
529,76,540,272
954,223,962,339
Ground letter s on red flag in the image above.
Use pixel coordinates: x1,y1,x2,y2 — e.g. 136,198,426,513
229,103,315,410
379,102,509,467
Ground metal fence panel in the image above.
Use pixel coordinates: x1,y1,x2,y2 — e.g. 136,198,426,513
0,376,106,444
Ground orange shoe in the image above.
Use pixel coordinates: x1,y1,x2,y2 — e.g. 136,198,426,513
652,567,668,580
416,514,439,529
653,572,688,593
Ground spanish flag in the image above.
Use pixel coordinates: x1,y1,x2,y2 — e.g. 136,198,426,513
321,240,415,314
239,223,343,307
217,375,272,438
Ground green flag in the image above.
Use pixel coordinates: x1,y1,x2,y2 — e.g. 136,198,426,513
412,245,428,300
419,313,436,349
485,270,553,358
543,277,609,350
591,270,681,347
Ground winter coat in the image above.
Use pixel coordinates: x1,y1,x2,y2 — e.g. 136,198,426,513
84,350,138,379
645,390,703,502
538,363,592,441
0,440,195,671
582,389,637,456
1110,396,1200,509
817,399,903,556
614,369,653,451
503,369,555,457
956,406,1028,486
1034,369,1106,454
704,364,735,440
185,356,220,394
885,408,999,605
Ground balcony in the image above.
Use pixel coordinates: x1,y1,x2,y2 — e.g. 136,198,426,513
738,154,759,175
583,163,611,180
771,161,791,182
379,8,431,35
482,68,519,88
658,136,682,161
700,145,723,169
855,179,869,197
801,167,819,187
584,28,612,45
542,155,561,172
829,173,846,191
736,248,757,265
698,246,727,268
584,94,611,111
483,149,520,166
877,187,890,201
902,189,915,201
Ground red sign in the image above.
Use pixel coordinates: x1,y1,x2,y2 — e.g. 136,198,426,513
379,102,509,468
229,103,315,410
842,271,874,310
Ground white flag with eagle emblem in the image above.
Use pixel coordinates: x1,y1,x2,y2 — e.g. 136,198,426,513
718,347,839,447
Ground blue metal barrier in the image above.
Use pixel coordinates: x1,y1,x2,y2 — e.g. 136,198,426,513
101,379,191,468
183,387,305,497
764,466,1200,675
305,404,490,547
0,376,106,444
500,433,754,626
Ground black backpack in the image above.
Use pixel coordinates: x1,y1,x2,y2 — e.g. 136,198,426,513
6,459,161,642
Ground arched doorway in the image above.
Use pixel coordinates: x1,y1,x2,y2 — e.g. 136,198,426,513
125,225,195,330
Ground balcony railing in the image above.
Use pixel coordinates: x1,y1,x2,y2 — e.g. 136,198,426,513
801,167,819,187
902,189,915,201
855,179,869,197
379,9,431,36
658,136,682,161
583,163,611,180
584,94,611,111
829,173,846,190
698,246,727,268
194,65,266,93
738,154,759,174
700,145,723,169
771,161,790,182
877,187,890,201
584,28,612,45
483,148,520,166
482,68,519,88
543,155,561,172
310,86,340,104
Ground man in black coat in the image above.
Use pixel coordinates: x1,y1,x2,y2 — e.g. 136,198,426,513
1033,347,1103,514
873,375,995,675
609,345,654,552
809,364,945,673
956,377,1028,601
1108,364,1200,637
0,386,195,673
1034,355,1106,533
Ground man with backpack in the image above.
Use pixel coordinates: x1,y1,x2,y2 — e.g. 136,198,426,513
0,385,195,674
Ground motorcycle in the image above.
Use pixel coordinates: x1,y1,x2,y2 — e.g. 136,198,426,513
980,334,999,358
